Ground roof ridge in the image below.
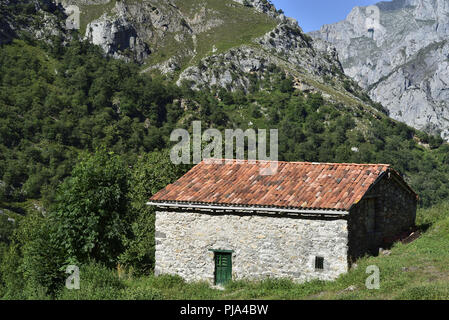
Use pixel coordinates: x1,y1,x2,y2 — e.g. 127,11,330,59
201,158,391,167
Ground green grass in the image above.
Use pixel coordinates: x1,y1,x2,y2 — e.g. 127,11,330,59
184,1,276,64
77,0,118,36
174,0,276,62
57,202,449,300
140,0,277,71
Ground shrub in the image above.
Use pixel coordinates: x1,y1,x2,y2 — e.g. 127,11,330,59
0,243,7,297
0,214,14,245
13,210,65,298
120,151,189,275
0,244,25,299
416,202,449,228
50,149,131,268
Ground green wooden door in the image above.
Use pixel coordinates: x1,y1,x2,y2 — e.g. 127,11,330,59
215,252,232,285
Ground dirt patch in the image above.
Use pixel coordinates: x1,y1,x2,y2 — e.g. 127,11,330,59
401,230,422,244
423,265,449,282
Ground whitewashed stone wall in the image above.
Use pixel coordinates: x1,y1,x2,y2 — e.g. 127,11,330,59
155,210,349,284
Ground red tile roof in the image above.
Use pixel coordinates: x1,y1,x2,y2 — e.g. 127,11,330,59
150,160,403,211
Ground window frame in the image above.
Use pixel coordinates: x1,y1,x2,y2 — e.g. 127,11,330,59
315,256,325,271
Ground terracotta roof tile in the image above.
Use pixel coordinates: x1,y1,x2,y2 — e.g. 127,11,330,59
150,159,396,211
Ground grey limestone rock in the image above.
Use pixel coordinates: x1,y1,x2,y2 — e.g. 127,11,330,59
310,0,449,139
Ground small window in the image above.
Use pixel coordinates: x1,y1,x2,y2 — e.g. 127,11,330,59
315,256,324,270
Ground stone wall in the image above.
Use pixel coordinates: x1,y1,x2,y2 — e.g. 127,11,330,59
155,210,349,284
348,172,417,262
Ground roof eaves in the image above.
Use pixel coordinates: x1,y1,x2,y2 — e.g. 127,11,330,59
147,201,349,216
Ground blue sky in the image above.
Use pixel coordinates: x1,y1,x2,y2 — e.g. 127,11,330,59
271,0,384,32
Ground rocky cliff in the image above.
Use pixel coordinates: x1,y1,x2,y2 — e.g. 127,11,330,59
58,0,281,65
0,0,67,45
310,0,449,140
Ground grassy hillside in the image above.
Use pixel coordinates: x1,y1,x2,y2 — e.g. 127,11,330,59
57,202,449,300
74,0,277,72
174,0,276,65
77,0,118,36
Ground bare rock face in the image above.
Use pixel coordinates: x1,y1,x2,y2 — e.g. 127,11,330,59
177,19,344,92
85,12,151,63
84,1,167,63
1,0,67,45
177,46,268,90
79,0,282,64
232,0,279,18
310,0,449,139
79,0,199,63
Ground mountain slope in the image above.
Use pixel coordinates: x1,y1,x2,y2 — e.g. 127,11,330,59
55,0,385,113
1,0,449,209
310,0,449,140
63,0,278,67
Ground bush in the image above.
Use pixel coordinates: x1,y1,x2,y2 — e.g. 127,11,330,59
416,202,449,228
1,209,61,300
13,210,65,298
0,214,15,245
50,149,131,268
0,243,7,297
58,263,164,300
119,151,189,275
0,244,25,299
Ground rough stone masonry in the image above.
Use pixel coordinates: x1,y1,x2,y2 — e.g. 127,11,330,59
155,210,349,284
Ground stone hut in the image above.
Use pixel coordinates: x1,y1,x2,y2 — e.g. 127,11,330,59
148,160,417,285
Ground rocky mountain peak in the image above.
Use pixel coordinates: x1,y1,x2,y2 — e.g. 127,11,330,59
232,0,278,16
310,0,449,140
